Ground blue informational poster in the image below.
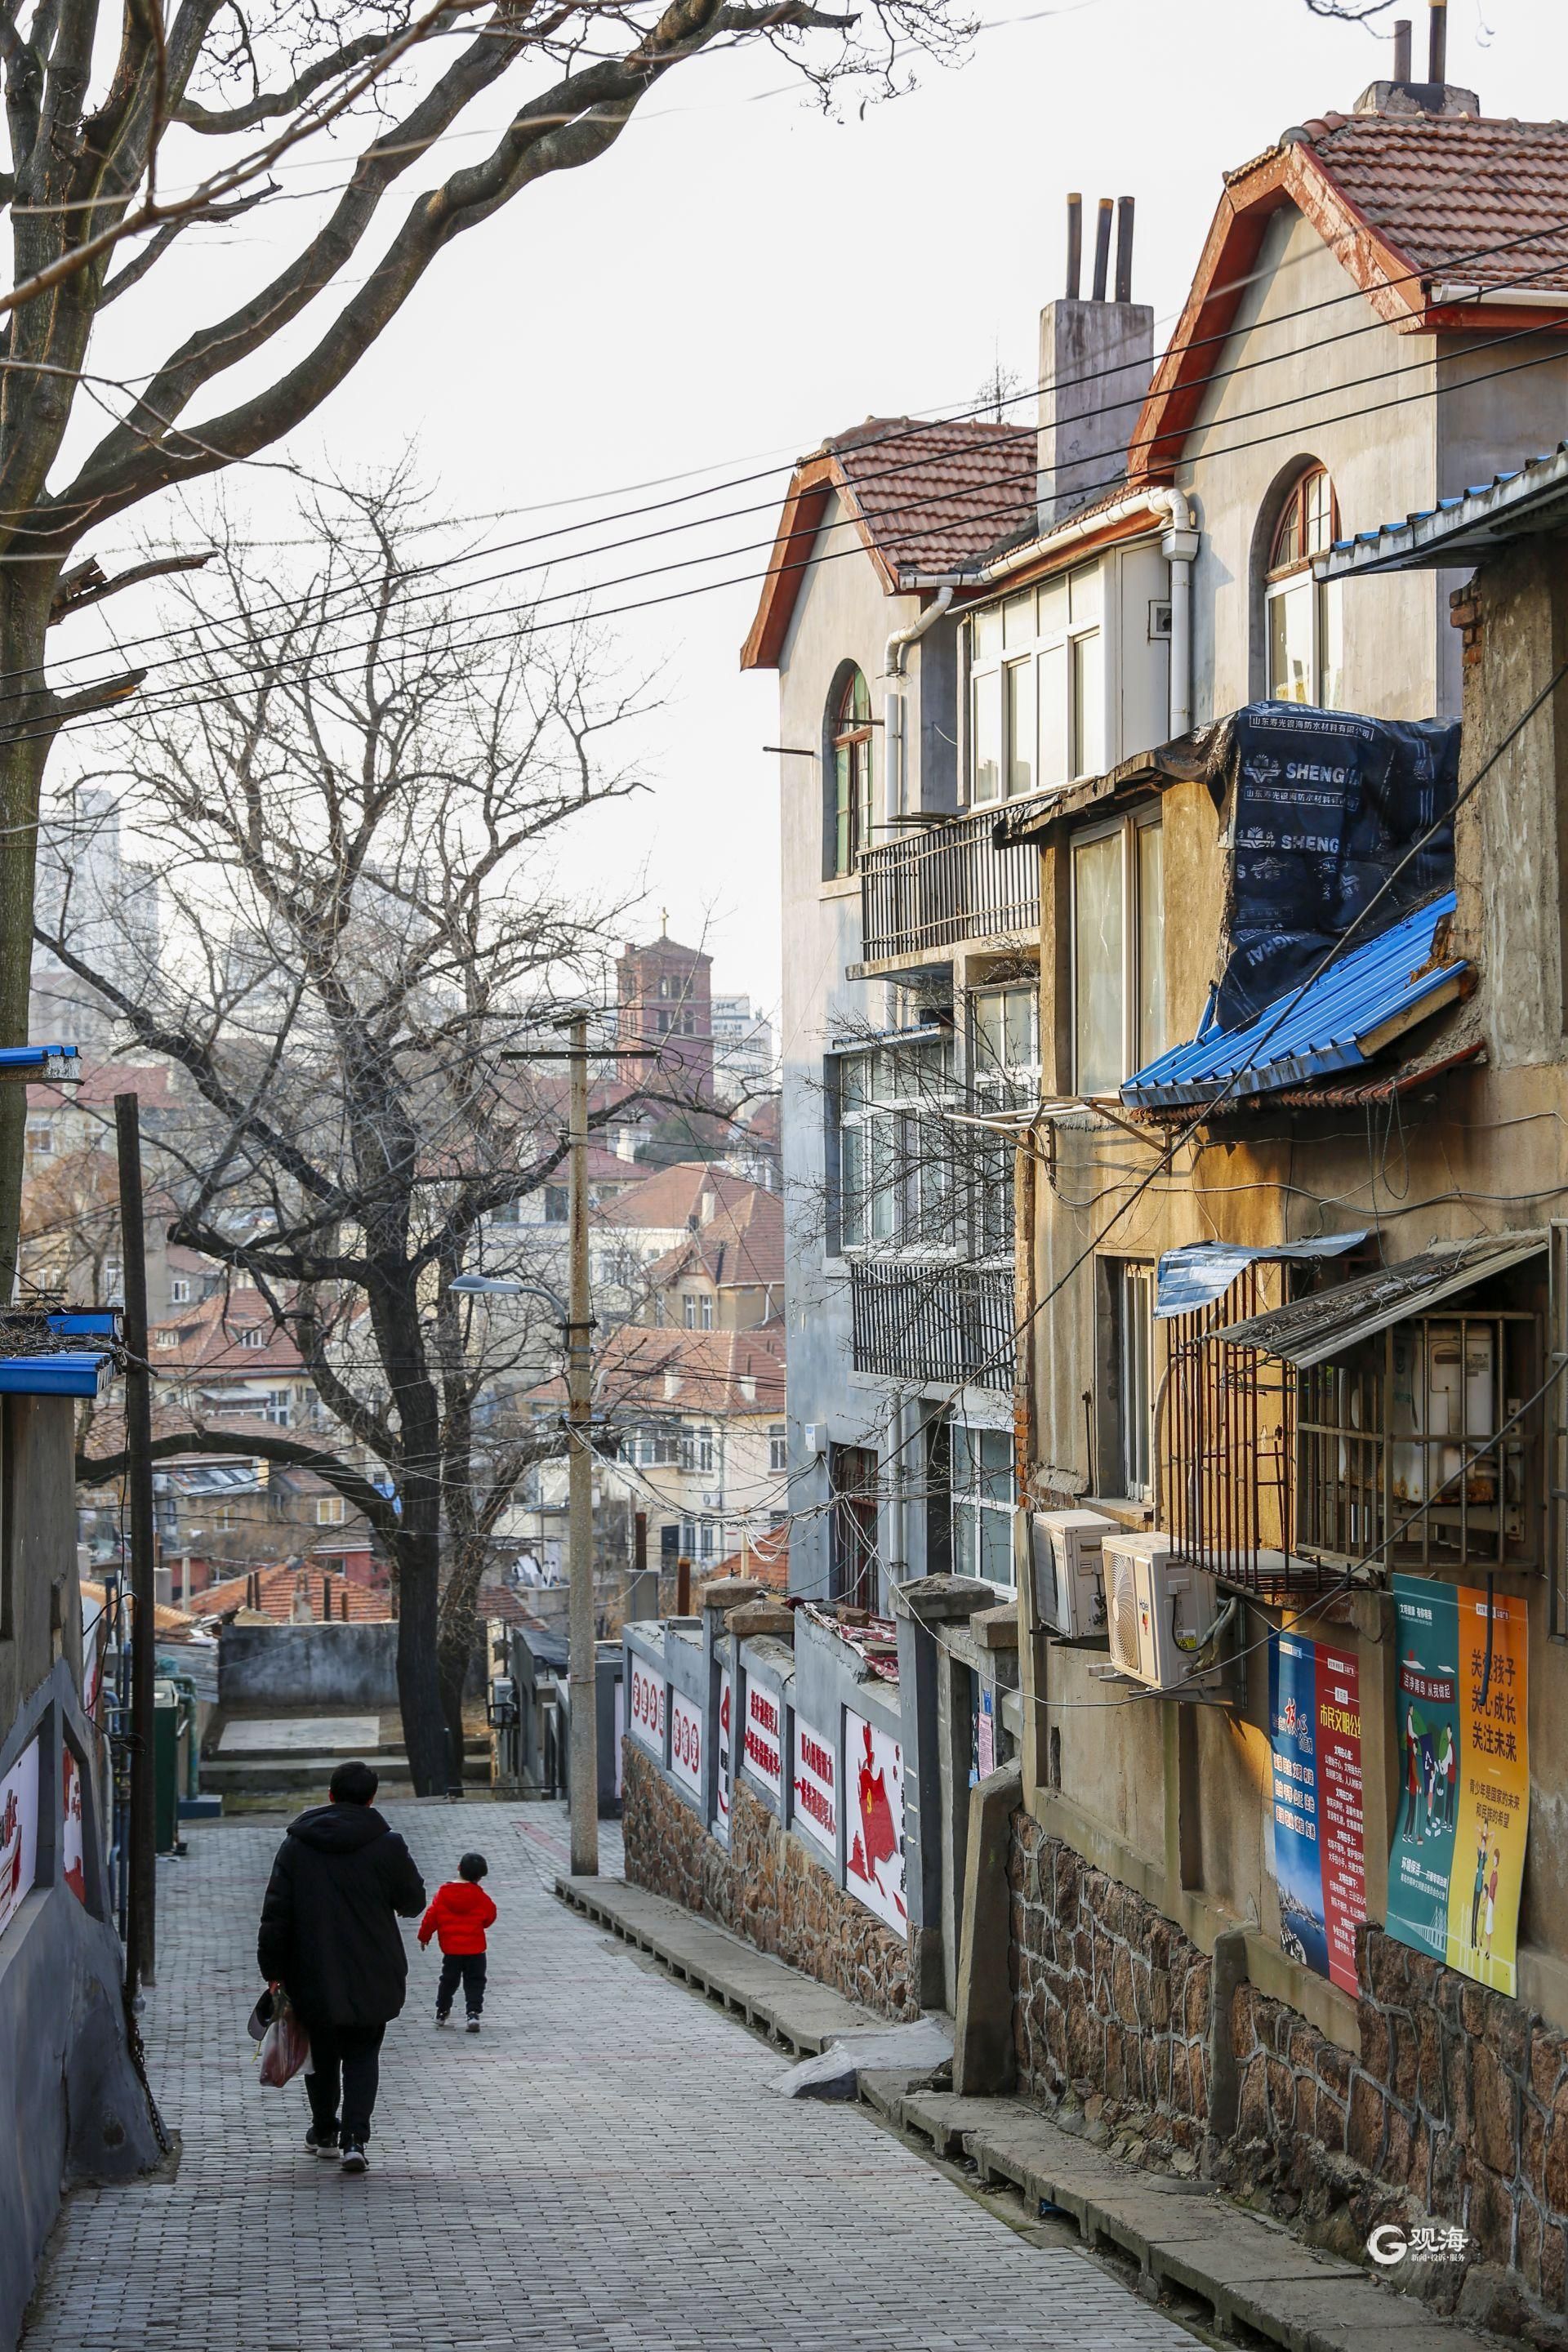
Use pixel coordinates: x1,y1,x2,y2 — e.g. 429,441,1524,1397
1269,1630,1330,1981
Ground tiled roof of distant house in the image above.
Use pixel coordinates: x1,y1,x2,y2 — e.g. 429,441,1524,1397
641,1183,785,1295
529,1321,786,1420
194,1561,392,1624
742,418,1036,670
27,1058,180,1112
149,1289,304,1376
1134,109,1568,478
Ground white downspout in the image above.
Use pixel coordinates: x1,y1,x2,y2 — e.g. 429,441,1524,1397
883,580,958,822
1154,487,1199,739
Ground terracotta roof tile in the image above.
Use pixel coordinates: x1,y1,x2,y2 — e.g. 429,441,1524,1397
826,416,1037,578
1296,113,1568,296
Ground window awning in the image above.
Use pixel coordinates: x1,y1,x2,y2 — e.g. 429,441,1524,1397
1121,893,1466,1110
1154,1232,1368,1321
1221,1231,1547,1368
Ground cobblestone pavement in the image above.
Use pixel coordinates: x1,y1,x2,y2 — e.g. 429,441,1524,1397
25,1800,1196,2352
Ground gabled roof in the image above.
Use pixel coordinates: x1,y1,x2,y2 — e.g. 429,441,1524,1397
640,1183,784,1294
149,1289,304,1375
741,417,1036,671
1131,111,1568,479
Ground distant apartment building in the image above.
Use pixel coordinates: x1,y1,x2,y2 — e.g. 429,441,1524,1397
30,786,160,1051
711,992,776,1105
616,931,714,1095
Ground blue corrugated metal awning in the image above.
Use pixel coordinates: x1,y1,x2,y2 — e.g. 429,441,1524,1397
1316,442,1568,577
1122,893,1465,1110
1154,1232,1369,1320
0,1350,113,1397
47,1309,120,1339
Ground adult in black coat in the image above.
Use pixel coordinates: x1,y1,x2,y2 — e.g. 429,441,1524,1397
257,1759,425,2172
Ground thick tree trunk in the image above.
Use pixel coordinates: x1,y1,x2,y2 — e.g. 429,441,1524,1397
394,1521,447,1796
437,1540,488,1795
0,577,63,1297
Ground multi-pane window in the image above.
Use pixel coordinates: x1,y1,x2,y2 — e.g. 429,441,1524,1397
1266,465,1343,707
315,1494,345,1526
681,1292,712,1330
769,1424,787,1474
833,1033,955,1253
950,1423,1015,1587
970,562,1105,807
970,985,1040,1258
680,1425,715,1474
829,666,875,876
1071,811,1165,1096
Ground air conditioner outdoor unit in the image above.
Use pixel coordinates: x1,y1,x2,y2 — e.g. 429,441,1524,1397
1098,1532,1221,1693
1031,1508,1116,1641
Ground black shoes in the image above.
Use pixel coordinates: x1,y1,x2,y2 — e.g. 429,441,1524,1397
305,2125,339,2158
466,2017,481,2034
339,2140,369,2174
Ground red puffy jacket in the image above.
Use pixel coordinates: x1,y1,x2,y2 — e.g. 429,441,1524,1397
417,1880,497,1956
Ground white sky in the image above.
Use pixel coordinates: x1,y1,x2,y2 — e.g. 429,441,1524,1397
54,0,1552,1049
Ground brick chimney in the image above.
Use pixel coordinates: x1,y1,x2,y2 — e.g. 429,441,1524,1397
1036,194,1153,530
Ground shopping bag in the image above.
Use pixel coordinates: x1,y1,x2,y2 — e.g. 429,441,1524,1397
246,1988,274,2044
257,1987,310,2087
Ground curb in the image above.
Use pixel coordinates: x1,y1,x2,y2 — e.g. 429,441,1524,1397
555,1874,1499,2352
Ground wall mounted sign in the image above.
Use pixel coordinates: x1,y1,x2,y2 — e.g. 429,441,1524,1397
627,1657,666,1758
742,1680,783,1798
791,1716,837,1859
714,1666,733,1837
1388,1577,1529,1997
62,1744,87,1905
0,1736,40,1943
670,1687,703,1802
1267,1631,1365,1997
845,1708,906,1935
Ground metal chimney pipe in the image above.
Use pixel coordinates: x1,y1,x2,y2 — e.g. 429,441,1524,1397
1065,192,1083,299
1090,198,1113,301
1428,0,1447,82
1392,17,1412,78
1115,196,1135,304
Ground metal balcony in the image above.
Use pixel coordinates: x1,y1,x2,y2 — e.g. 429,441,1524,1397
849,1259,1015,1390
855,803,1041,974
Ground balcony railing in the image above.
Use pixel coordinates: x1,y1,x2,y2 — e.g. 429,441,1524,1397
849,1258,1014,1390
858,802,1041,969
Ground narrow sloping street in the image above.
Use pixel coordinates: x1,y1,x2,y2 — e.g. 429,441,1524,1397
24,1802,1196,2352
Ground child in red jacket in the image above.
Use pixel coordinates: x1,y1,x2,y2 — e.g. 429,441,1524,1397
418,1852,497,2033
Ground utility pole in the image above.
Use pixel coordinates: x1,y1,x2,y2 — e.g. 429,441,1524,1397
114,1093,157,1993
566,1010,599,1877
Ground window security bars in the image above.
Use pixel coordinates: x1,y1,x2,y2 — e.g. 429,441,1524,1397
849,1259,1014,1390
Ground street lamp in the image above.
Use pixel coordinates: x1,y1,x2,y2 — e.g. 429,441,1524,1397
447,1273,567,1317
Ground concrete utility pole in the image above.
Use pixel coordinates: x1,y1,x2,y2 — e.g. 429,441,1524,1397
565,1011,599,1877
114,1092,157,1993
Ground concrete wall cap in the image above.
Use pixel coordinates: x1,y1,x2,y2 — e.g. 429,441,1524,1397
727,1600,796,1642
738,1633,797,1675
699,1577,768,1613
893,1575,996,1623
970,1602,1022,1651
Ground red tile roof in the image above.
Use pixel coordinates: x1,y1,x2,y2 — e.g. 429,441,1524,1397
194,1561,393,1624
529,1321,786,1419
621,1173,784,1294
742,419,1036,671
28,1058,180,1112
1265,113,1568,299
1134,110,1568,478
149,1289,304,1376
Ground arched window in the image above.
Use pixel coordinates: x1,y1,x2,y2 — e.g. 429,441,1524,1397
829,666,874,876
1265,464,1343,707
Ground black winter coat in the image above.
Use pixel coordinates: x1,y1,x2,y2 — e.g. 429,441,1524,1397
256,1803,426,2027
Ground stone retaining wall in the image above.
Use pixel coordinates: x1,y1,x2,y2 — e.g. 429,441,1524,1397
622,1742,920,2020
1006,1811,1568,2335
1008,1811,1211,2157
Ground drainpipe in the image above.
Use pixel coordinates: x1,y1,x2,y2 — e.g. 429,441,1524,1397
1154,486,1199,739
883,578,960,822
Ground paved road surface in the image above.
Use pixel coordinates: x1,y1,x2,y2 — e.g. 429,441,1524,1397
24,1801,1196,2351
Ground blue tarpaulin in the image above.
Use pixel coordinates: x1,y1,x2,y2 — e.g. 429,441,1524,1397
1154,1232,1368,1321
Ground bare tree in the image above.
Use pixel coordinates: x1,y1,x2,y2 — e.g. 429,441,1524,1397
47,478,684,1789
0,0,970,1292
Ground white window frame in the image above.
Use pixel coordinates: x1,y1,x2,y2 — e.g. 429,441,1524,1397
1113,1259,1156,1504
968,982,1040,1263
238,1325,267,1351
1264,466,1343,707
315,1493,346,1527
1069,807,1165,1098
969,560,1108,808
169,1277,191,1304
949,1420,1016,1589
768,1423,787,1475
834,1033,956,1256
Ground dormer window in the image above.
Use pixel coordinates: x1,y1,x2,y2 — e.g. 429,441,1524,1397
1266,465,1343,707
970,562,1105,807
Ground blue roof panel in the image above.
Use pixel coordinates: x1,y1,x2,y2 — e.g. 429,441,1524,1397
0,1350,113,1398
1122,893,1463,1110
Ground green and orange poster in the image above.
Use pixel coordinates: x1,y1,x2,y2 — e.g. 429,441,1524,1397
1388,1576,1530,1997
